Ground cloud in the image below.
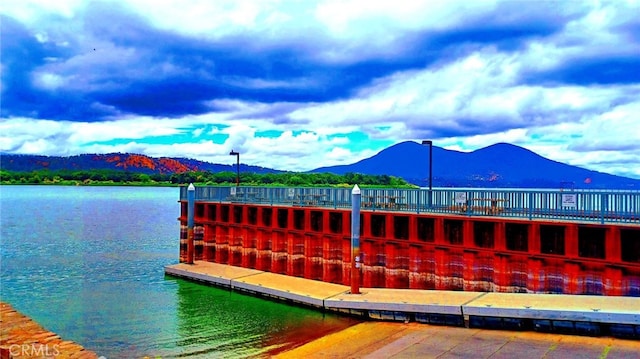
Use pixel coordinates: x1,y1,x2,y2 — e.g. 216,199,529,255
0,0,588,121
1,0,639,178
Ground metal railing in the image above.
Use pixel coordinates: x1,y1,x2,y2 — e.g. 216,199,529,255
180,186,640,224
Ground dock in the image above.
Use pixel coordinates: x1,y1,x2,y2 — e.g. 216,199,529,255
180,186,640,297
0,302,97,359
165,261,640,338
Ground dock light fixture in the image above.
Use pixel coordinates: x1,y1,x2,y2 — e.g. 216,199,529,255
229,150,240,187
422,140,433,207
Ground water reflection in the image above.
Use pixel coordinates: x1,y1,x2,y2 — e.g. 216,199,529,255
171,276,358,358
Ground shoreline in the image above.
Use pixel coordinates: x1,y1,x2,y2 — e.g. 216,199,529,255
0,302,97,359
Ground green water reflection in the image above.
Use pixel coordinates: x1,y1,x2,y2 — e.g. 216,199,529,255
167,276,357,358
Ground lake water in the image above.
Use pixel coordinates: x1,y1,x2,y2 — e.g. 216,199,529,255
0,186,357,358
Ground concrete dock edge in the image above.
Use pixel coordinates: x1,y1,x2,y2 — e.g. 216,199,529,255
165,261,640,338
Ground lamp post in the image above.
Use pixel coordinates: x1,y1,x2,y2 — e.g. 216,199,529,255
421,140,433,207
229,150,240,187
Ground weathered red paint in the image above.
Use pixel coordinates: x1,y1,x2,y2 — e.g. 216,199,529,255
179,202,640,296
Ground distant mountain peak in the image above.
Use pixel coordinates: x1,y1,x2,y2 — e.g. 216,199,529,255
309,141,639,189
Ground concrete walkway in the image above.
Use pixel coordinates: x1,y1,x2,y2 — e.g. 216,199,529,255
273,321,640,358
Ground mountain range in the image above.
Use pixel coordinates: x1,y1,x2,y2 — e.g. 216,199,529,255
2,142,639,189
311,141,640,189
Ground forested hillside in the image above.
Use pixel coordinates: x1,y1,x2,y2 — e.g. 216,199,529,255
0,168,411,187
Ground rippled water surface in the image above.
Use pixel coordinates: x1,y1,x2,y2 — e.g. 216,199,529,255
0,186,356,358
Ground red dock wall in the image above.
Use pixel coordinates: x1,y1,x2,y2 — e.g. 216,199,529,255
179,202,640,296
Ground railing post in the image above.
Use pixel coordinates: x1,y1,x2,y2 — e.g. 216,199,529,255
528,191,533,220
186,183,195,265
350,185,361,295
600,193,606,225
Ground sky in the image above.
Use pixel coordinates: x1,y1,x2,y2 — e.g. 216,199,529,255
1,0,639,178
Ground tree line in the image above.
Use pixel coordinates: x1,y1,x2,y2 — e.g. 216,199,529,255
0,169,414,187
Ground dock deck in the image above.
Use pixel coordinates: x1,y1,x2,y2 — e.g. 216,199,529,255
165,261,640,338
166,261,348,308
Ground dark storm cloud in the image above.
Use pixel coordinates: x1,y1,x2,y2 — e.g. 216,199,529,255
0,13,122,120
1,1,634,123
3,5,398,119
524,56,640,86
401,113,512,139
1,15,65,118
426,20,561,53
